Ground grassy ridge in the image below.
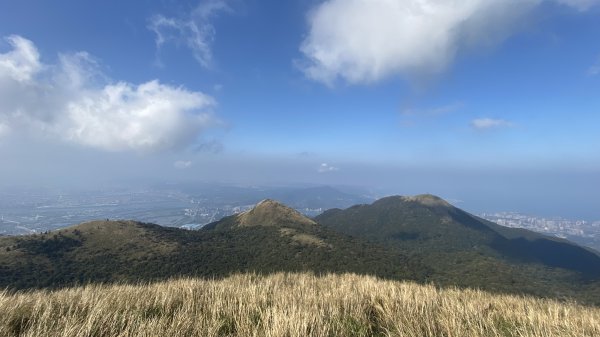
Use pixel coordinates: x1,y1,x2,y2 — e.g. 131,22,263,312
1,273,599,337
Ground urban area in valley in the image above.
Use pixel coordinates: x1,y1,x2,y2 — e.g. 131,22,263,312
479,212,600,252
0,184,370,234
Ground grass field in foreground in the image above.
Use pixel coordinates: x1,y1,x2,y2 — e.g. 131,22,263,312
1,272,599,337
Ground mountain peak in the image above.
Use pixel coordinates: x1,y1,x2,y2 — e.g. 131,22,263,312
255,199,282,208
373,194,452,209
401,194,451,207
237,199,317,228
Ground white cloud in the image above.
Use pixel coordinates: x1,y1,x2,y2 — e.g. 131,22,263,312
318,163,339,173
471,118,513,130
300,0,598,85
174,160,193,169
0,35,42,83
0,35,217,152
66,81,215,151
148,0,230,68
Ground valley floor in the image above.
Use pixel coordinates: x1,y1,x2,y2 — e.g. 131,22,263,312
1,272,598,337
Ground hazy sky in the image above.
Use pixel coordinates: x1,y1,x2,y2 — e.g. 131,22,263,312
0,0,599,218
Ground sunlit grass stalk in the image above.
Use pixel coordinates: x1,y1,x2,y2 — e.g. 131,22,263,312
0,272,598,337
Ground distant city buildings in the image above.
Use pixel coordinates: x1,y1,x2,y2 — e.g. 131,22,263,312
480,212,600,251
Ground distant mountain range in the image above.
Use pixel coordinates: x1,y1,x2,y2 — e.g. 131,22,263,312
1,195,599,304
158,183,375,210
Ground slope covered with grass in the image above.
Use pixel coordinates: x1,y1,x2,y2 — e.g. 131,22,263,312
1,272,599,337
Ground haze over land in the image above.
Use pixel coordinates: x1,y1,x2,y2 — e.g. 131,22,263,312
0,0,600,221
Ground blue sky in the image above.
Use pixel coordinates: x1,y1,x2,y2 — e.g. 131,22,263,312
0,0,599,218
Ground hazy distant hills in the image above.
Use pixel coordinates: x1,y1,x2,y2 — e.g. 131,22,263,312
269,186,374,210
1,195,600,304
162,183,374,211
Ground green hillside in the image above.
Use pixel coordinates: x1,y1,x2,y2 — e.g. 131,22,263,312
1,197,600,304
0,201,423,290
315,195,600,302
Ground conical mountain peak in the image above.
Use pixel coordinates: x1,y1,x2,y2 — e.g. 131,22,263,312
237,199,317,227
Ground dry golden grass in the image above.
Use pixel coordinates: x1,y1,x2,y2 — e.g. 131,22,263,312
1,272,598,337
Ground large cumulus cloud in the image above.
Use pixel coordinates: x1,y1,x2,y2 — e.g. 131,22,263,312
300,0,599,85
0,35,217,152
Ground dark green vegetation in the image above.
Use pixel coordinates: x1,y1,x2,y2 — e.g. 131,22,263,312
1,195,600,305
0,200,424,290
316,195,600,303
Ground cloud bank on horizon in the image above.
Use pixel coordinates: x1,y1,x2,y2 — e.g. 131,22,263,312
300,0,600,85
0,35,217,152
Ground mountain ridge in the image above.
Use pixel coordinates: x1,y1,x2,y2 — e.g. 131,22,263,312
0,199,424,291
1,196,600,304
